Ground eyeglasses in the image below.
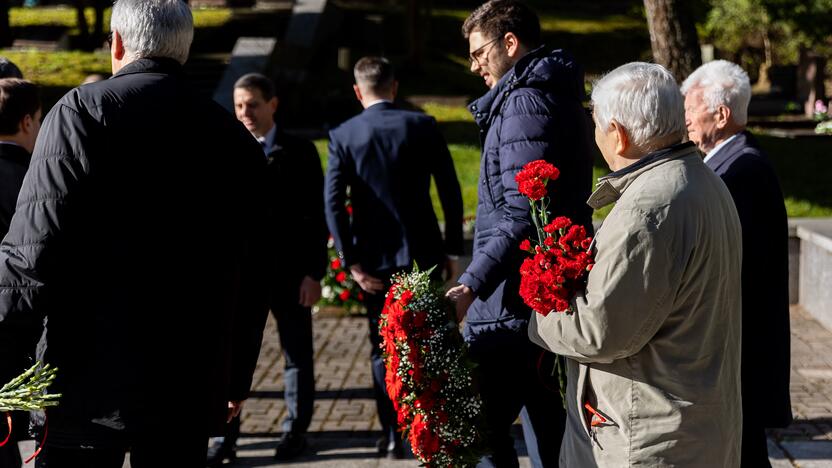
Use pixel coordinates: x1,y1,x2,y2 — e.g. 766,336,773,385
106,31,113,48
468,38,501,66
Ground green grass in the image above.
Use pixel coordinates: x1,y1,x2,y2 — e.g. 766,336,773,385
0,50,109,87
315,103,831,220
9,6,233,31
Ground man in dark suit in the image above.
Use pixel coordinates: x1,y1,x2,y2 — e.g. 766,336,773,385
205,73,328,465
324,56,464,458
683,60,792,468
0,77,40,468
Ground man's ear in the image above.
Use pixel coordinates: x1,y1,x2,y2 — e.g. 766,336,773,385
269,96,279,114
390,80,399,101
715,104,732,129
112,30,126,61
611,120,630,156
352,84,363,103
504,32,521,59
19,114,33,135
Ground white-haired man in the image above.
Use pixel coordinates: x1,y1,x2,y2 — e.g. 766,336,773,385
0,0,269,466
528,62,743,466
683,60,792,468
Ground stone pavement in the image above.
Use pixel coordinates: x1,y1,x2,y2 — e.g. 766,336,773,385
16,306,832,466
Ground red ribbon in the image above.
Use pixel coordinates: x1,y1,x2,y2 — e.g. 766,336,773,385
0,413,10,447
584,402,607,427
23,413,48,463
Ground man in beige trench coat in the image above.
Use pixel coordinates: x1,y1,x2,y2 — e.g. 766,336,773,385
529,62,744,467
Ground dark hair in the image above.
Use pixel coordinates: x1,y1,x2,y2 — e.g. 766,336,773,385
234,73,276,101
0,79,40,135
462,0,541,48
0,57,23,79
353,56,395,94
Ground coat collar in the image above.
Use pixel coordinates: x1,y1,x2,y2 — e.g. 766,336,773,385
112,57,183,79
468,45,549,128
0,142,31,165
587,142,698,209
362,101,395,114
704,130,752,173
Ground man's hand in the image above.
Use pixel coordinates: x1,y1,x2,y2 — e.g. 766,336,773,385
350,264,385,294
446,284,474,323
227,400,244,423
298,275,322,307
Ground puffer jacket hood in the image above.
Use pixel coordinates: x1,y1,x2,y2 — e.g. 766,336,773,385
471,46,585,129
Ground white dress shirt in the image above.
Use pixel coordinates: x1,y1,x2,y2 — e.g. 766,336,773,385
703,133,739,164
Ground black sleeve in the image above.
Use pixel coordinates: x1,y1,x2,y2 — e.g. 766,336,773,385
426,117,464,256
0,102,92,357
229,129,272,401
299,140,329,281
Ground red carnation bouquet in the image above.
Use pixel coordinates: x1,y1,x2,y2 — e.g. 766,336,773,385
380,267,484,467
515,160,595,316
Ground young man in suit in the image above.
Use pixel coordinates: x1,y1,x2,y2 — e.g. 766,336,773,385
206,73,328,465
683,60,792,468
324,56,464,458
0,77,40,468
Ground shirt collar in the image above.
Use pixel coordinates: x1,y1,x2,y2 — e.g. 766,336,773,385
365,99,393,109
256,124,277,154
703,133,740,164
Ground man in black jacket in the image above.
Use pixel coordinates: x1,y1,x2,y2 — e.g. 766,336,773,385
683,60,792,468
205,73,328,464
0,1,270,466
0,77,40,468
325,56,464,458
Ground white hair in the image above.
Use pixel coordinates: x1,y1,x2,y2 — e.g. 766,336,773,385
681,60,751,126
591,62,686,151
111,0,194,65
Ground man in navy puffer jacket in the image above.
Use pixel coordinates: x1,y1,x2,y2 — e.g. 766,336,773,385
446,1,593,466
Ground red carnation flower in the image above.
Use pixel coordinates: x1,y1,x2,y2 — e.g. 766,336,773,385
331,258,341,270
335,271,347,283
519,239,532,251
339,290,351,301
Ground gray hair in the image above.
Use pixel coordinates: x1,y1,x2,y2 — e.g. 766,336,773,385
591,62,686,151
110,0,194,65
681,60,751,126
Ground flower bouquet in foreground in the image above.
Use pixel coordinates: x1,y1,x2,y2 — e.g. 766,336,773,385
1,362,60,462
0,363,60,413
380,267,485,467
516,160,595,316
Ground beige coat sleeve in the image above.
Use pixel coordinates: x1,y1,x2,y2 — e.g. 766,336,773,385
528,207,683,364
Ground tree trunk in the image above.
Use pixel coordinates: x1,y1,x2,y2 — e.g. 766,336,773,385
93,0,105,44
406,0,423,71
75,0,90,48
643,0,702,83
0,0,12,48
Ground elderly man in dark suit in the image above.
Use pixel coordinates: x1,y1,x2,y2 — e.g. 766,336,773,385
325,56,464,458
683,59,792,468
0,77,40,468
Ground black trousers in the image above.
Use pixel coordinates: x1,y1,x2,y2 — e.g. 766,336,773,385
469,336,566,468
271,290,315,435
364,284,399,443
216,283,316,445
741,419,772,468
34,435,206,468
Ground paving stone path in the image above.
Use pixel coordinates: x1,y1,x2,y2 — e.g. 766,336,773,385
17,306,832,466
